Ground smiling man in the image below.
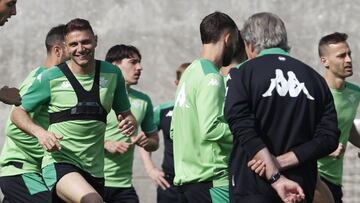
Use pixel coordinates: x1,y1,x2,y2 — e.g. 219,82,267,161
11,18,137,203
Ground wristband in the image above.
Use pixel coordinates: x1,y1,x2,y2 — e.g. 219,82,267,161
268,172,281,184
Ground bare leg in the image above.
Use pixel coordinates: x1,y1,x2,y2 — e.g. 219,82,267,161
313,174,334,203
56,172,103,203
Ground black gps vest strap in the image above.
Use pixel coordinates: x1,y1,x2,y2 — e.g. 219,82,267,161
49,60,107,124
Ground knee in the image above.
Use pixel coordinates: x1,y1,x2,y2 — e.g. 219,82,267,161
80,192,103,203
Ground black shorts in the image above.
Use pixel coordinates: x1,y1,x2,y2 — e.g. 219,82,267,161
321,177,343,203
178,181,229,203
0,173,51,203
103,186,139,203
157,174,182,203
42,163,104,203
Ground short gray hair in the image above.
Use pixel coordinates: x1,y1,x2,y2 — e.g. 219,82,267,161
241,12,290,54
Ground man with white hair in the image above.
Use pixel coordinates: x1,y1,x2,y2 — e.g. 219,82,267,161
225,12,339,203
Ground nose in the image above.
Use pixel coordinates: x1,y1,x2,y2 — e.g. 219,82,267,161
77,44,85,52
136,63,142,70
345,54,352,63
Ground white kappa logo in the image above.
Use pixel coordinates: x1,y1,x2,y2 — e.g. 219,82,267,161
175,82,190,108
166,110,173,117
262,69,315,100
60,81,72,89
208,78,220,87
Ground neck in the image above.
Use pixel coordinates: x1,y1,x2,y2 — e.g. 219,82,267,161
220,61,238,76
201,43,223,69
44,55,58,68
69,59,95,75
325,72,346,90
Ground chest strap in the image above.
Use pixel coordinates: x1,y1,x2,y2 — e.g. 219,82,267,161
49,60,107,124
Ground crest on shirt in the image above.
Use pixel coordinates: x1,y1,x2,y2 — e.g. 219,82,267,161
60,81,72,89
131,100,141,109
99,77,108,88
349,94,356,104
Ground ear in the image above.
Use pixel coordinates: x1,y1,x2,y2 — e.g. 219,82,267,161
224,32,231,45
174,79,179,86
320,56,329,67
245,42,256,59
53,45,61,57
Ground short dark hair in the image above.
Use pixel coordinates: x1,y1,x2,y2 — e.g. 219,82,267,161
45,24,66,53
105,44,142,63
200,11,238,44
318,32,348,56
232,30,247,64
64,18,94,36
176,62,190,80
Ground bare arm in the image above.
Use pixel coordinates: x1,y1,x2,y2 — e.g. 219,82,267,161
139,146,170,190
11,106,61,151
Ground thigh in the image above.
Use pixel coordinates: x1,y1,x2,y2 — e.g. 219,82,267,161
104,186,139,203
157,185,182,203
43,163,103,203
56,171,103,203
313,174,335,203
321,177,343,203
0,174,51,203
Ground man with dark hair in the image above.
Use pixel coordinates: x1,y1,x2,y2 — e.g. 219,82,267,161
11,18,137,203
140,62,190,203
225,12,339,203
315,32,360,203
103,44,159,203
0,0,21,106
0,24,68,203
170,11,238,203
220,30,247,76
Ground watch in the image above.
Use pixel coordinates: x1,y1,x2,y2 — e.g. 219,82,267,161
268,172,282,184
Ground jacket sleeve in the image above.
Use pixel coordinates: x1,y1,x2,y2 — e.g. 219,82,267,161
291,82,340,163
224,68,266,158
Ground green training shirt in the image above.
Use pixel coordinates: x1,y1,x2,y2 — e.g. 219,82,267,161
104,88,157,187
318,82,360,185
170,59,232,186
0,67,48,176
21,61,130,178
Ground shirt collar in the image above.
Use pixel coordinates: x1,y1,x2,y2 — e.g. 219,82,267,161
258,48,290,57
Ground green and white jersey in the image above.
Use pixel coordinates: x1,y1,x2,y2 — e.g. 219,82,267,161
318,82,360,185
0,67,48,176
21,61,131,178
170,59,232,186
104,88,157,187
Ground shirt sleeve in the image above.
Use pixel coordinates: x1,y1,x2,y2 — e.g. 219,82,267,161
224,68,266,158
196,73,231,141
112,70,131,114
153,105,161,129
21,71,51,112
141,95,157,134
291,81,340,163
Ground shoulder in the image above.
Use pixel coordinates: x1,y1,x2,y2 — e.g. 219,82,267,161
157,101,174,111
346,82,360,93
98,60,121,74
37,66,64,82
129,88,152,103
